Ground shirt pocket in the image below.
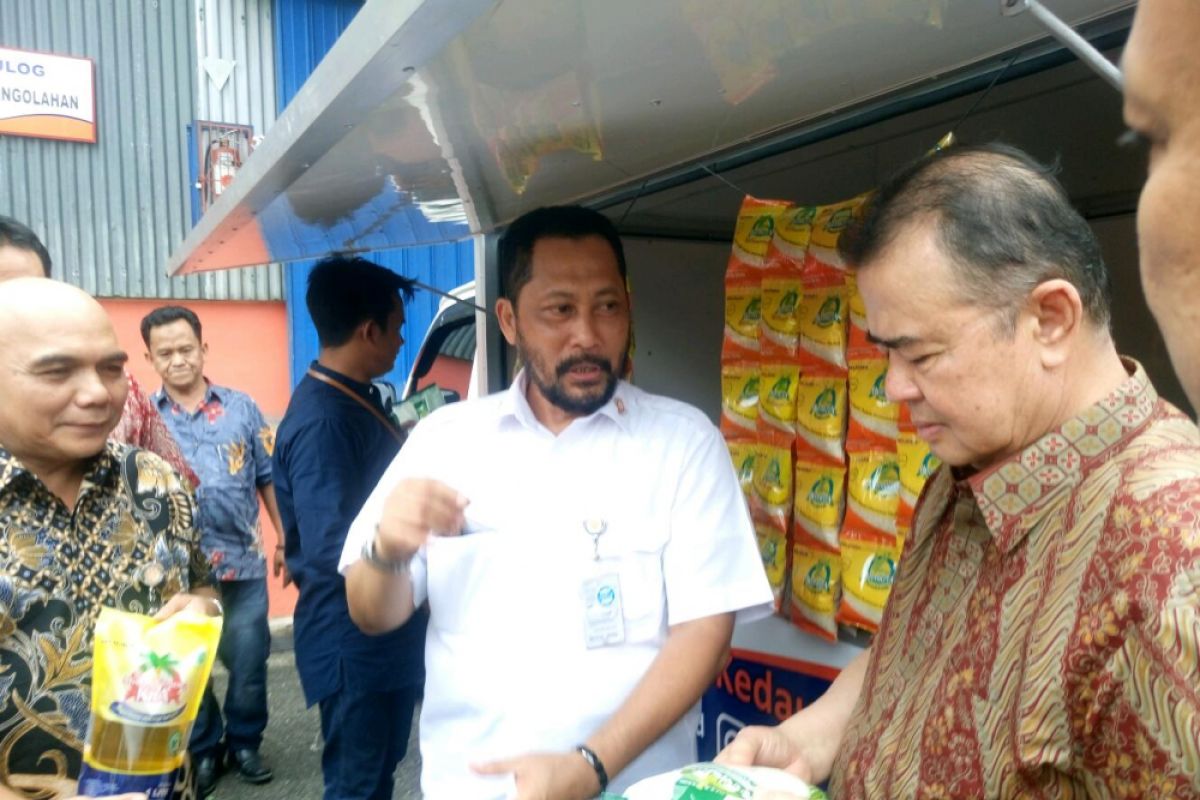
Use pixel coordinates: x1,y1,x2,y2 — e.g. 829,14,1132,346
425,531,532,637
600,521,668,644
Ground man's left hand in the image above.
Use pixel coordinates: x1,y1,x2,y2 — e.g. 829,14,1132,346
153,592,222,621
273,547,292,588
472,751,599,800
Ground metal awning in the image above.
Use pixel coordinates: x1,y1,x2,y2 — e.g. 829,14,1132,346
169,0,1133,276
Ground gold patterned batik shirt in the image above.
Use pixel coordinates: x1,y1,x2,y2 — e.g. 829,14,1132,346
832,362,1200,799
0,442,208,798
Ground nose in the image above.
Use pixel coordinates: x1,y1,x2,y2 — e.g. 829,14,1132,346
569,308,602,350
75,369,114,408
884,355,922,404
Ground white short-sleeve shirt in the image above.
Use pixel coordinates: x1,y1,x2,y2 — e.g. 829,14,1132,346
341,373,773,799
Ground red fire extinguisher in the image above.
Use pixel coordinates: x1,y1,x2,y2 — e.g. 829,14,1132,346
207,138,242,199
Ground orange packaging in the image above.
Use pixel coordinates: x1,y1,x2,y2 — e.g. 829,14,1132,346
757,363,801,448
790,534,841,641
803,193,869,273
844,448,900,537
722,273,761,362
837,527,900,635
720,363,760,440
796,270,849,372
730,196,792,271
847,349,898,449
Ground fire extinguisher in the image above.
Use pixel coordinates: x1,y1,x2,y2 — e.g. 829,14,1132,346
207,138,241,198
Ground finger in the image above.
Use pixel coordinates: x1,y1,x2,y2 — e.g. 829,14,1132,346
470,758,514,776
715,734,761,767
783,757,815,784
151,594,188,621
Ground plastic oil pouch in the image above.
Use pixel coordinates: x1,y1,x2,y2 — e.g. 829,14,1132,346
730,196,792,270
727,440,758,501
804,193,868,273
722,276,762,362
846,271,870,347
848,353,898,447
797,277,849,371
897,432,940,513
720,363,760,440
845,449,900,536
759,275,804,360
750,444,793,532
78,607,222,799
838,529,900,635
793,460,846,550
755,522,789,610
615,762,828,800
790,537,842,642
794,373,847,464
757,363,801,447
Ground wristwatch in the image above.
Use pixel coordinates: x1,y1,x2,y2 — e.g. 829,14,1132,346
360,530,411,574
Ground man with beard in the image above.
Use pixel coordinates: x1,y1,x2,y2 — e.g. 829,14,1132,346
341,206,773,800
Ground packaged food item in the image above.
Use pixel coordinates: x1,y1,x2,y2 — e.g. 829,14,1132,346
793,460,846,550
726,440,758,500
794,373,847,464
797,273,849,371
757,363,801,447
847,351,898,447
720,363,759,439
755,522,789,610
896,431,940,529
759,274,803,360
846,271,870,350
790,536,842,641
78,608,222,798
750,444,793,532
722,275,761,362
845,449,900,536
838,528,900,634
730,196,792,270
767,205,816,267
617,762,828,800
804,193,869,273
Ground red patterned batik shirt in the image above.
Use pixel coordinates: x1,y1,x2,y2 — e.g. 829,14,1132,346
832,361,1200,799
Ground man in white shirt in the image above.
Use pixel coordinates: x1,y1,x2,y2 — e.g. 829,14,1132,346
340,205,773,800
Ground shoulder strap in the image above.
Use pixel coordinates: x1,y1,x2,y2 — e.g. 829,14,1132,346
306,368,405,445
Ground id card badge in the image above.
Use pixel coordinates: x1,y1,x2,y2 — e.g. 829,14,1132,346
581,569,625,649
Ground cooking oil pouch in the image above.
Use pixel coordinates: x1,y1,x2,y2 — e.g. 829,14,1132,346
804,193,868,273
838,529,900,635
797,277,849,371
897,432,940,510
730,196,792,269
846,271,870,348
793,461,846,550
848,353,899,447
794,373,847,464
78,607,222,799
722,276,761,362
618,762,828,800
766,204,817,267
757,363,801,447
759,275,803,360
790,536,841,642
727,440,758,500
720,363,759,439
751,444,793,532
755,522,789,610
845,449,900,536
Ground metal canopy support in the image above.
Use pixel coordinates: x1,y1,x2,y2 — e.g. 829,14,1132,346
473,232,507,396
1001,0,1124,91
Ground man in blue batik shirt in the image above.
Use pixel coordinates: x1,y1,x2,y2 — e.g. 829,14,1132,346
272,255,427,800
142,305,285,796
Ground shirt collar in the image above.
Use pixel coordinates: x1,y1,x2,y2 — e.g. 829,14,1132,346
308,361,383,406
152,379,221,409
964,358,1158,552
498,369,634,435
0,441,121,497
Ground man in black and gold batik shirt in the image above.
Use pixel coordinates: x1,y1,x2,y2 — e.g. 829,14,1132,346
0,278,215,800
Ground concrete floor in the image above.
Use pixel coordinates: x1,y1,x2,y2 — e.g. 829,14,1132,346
208,650,422,799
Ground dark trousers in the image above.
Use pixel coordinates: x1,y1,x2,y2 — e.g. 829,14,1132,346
189,577,271,756
318,684,419,800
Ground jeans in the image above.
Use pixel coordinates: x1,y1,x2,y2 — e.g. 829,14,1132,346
318,683,419,800
189,577,270,756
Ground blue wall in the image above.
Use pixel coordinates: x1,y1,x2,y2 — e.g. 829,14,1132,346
273,0,475,388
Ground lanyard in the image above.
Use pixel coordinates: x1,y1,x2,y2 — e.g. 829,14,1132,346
306,368,405,446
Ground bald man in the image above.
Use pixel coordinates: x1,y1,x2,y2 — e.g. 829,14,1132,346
0,278,217,800
1123,0,1200,411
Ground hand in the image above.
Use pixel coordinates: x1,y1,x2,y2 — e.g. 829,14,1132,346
153,592,222,622
374,479,468,562
715,724,819,784
273,547,292,588
473,751,598,800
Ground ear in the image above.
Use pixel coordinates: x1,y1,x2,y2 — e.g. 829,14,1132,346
496,298,519,346
1027,279,1083,369
358,318,380,346
200,341,209,357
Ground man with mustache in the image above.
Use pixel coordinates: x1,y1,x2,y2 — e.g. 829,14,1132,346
341,206,774,800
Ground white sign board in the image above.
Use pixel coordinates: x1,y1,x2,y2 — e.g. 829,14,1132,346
0,46,96,143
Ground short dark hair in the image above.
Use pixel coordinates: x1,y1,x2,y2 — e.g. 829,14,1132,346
141,305,203,347
306,254,416,348
498,206,626,305
840,142,1111,330
0,215,52,277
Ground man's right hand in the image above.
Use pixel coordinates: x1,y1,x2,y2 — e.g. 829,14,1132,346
715,724,820,784
373,478,469,562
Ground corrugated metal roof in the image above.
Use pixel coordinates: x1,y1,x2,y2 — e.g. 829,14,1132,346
0,0,283,300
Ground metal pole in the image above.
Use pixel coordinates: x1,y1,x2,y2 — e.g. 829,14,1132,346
1001,0,1124,92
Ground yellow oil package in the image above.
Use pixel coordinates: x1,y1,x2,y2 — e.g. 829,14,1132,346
756,522,789,611
897,432,940,510
848,353,898,447
727,440,758,500
790,537,842,642
757,363,800,447
722,275,761,362
767,204,816,267
804,193,868,272
720,363,759,440
751,443,793,533
846,272,869,347
797,277,849,371
78,607,222,798
845,449,900,536
759,275,803,360
730,196,792,269
793,460,846,551
794,373,847,464
838,529,900,634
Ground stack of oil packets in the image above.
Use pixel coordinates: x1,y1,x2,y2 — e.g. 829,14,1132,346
720,192,940,641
